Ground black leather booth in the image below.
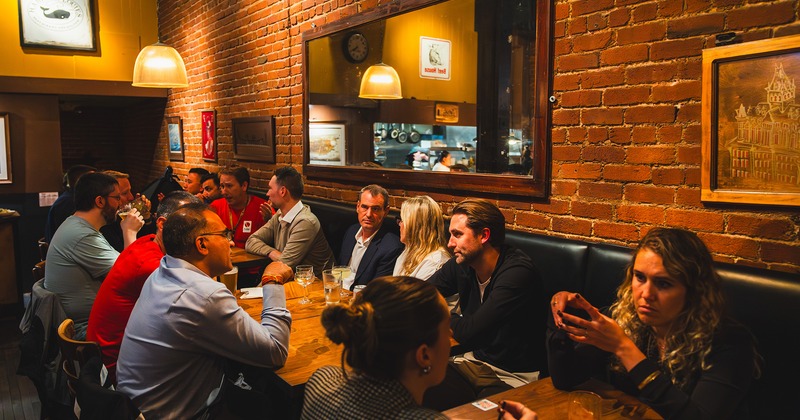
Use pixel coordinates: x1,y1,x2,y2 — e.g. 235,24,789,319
303,197,800,417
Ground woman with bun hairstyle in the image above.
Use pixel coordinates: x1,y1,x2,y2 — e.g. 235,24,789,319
393,196,451,280
302,276,537,419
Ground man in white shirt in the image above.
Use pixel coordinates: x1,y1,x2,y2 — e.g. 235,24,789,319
338,184,404,290
246,166,334,276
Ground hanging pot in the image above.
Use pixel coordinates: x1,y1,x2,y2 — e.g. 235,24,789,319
409,125,421,143
380,124,389,139
390,124,400,139
397,124,409,143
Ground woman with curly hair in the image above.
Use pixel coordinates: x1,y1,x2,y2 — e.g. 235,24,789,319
392,196,451,280
548,228,759,419
302,276,537,419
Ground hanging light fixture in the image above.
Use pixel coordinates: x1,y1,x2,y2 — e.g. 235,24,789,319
358,63,402,99
132,41,188,88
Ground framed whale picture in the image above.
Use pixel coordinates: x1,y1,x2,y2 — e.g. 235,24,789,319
18,0,97,51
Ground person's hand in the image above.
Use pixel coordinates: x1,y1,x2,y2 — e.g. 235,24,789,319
550,291,581,328
261,261,293,285
497,400,537,420
120,208,144,232
157,192,165,202
259,202,274,222
557,294,633,353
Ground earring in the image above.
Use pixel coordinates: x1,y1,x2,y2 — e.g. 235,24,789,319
422,366,431,374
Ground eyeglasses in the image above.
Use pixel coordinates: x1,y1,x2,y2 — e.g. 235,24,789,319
198,229,234,241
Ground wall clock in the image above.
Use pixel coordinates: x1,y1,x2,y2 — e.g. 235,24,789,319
342,31,369,63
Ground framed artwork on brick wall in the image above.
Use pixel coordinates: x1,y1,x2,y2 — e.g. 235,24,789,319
0,113,11,184
233,116,275,163
201,110,217,162
309,123,346,166
18,0,97,51
701,34,800,206
167,116,184,162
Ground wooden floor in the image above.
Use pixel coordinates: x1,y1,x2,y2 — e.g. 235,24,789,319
0,316,40,420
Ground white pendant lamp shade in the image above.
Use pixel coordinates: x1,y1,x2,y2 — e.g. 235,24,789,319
358,63,402,99
132,42,188,88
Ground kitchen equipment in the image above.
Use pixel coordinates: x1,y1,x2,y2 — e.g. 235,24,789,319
409,125,421,143
380,124,388,139
390,124,400,139
397,124,408,143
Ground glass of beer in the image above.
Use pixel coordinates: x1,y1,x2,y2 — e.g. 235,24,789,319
219,266,238,294
295,265,314,304
116,203,133,220
322,269,341,305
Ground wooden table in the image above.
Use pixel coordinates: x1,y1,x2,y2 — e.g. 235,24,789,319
444,377,661,420
230,247,269,269
239,280,347,386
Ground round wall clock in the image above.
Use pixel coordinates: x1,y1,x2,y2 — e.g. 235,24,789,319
342,32,369,63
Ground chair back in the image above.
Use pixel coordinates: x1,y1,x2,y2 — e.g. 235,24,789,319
38,237,49,261
57,319,102,398
33,260,45,282
76,356,140,420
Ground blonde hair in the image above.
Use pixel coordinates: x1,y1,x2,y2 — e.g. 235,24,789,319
610,228,727,389
398,196,449,276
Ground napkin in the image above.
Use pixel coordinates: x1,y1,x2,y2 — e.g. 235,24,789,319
239,287,263,299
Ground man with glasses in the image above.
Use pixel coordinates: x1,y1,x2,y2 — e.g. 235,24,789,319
339,184,403,291
117,203,292,418
100,170,151,251
87,191,201,380
44,172,144,339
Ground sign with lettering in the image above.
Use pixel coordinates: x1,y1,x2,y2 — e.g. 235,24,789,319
420,36,451,80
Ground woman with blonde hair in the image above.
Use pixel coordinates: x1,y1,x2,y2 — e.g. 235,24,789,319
548,228,759,419
392,195,450,280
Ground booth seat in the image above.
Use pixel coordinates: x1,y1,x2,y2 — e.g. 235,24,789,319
303,197,800,417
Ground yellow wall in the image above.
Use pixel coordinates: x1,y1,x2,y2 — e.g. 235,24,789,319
0,1,158,82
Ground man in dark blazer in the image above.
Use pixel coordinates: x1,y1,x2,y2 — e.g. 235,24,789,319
339,184,404,290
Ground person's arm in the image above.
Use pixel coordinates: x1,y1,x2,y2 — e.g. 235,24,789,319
245,216,279,256
277,218,319,268
410,249,450,280
427,258,460,298
120,208,145,249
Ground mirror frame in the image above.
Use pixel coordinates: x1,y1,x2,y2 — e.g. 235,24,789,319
302,0,553,197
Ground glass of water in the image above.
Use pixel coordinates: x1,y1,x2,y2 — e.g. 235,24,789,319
295,265,314,305
332,265,352,297
322,269,341,305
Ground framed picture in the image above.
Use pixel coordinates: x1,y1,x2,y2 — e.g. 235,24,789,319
18,0,97,51
166,116,184,162
0,114,11,184
701,34,800,206
233,116,275,163
201,110,217,162
309,123,346,166
435,102,459,124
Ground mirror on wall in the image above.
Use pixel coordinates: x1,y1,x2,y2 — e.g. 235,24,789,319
302,0,552,196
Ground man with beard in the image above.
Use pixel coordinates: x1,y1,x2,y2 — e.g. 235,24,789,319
423,199,545,410
44,172,144,339
100,170,150,251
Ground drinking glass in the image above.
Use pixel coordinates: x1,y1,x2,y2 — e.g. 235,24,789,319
116,203,133,220
295,265,314,305
567,391,601,420
322,269,341,305
332,265,352,297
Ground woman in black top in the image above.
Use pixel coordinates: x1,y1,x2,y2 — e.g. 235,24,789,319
548,228,759,419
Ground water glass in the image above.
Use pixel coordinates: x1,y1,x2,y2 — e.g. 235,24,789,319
295,265,314,304
322,269,341,305
332,265,352,297
567,391,601,420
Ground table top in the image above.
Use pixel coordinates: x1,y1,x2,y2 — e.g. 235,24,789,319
239,280,347,386
443,377,661,420
230,247,269,269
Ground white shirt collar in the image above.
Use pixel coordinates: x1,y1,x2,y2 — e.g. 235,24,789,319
279,200,303,224
354,226,379,246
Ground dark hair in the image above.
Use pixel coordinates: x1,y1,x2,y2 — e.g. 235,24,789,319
200,172,219,186
274,166,304,199
156,191,203,219
359,184,389,208
321,276,446,380
66,165,95,191
449,164,469,172
219,166,250,187
74,172,119,212
189,167,210,176
437,150,450,162
451,198,505,247
162,202,209,258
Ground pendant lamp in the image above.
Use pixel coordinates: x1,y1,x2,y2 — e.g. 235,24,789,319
132,42,188,88
358,63,402,99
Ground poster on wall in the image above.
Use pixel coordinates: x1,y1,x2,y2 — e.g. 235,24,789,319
0,114,11,184
420,36,451,80
167,117,184,162
309,123,346,166
18,0,97,51
201,110,217,162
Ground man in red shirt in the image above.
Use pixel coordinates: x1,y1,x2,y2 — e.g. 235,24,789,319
209,166,272,249
86,191,201,380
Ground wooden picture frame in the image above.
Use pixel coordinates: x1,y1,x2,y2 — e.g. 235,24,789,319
167,117,184,162
18,0,97,51
0,114,11,184
201,110,217,162
701,34,800,207
309,123,346,166
233,116,276,163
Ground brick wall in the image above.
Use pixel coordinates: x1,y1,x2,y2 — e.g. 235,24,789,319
156,0,800,273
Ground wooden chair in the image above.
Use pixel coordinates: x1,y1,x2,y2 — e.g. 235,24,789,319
37,237,49,261
32,260,45,282
56,319,102,399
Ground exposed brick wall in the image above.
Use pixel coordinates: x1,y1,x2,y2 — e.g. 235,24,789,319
156,0,800,273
